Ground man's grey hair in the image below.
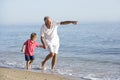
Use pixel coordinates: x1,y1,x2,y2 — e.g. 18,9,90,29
44,16,50,22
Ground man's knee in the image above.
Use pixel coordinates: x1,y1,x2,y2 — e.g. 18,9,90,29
50,52,55,57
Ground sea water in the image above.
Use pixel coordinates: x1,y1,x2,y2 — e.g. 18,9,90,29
0,23,120,80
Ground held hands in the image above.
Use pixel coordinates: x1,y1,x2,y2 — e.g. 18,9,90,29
72,21,78,25
40,45,46,49
43,45,48,49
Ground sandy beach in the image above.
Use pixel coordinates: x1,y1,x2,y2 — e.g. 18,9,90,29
0,67,74,80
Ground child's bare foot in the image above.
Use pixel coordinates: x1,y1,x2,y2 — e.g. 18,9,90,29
27,65,31,70
29,64,31,69
27,67,30,70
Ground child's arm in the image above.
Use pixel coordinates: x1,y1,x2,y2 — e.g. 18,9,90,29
21,44,25,52
38,45,44,48
35,42,44,48
36,44,44,48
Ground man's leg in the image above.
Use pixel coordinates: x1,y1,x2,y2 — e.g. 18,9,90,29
51,53,57,70
51,44,59,70
42,52,55,70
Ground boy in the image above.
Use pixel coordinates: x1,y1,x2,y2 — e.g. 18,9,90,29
21,33,43,70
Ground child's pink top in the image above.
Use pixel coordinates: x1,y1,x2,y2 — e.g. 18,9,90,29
24,39,40,56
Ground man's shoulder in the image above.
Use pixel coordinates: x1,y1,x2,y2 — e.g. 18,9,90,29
52,21,60,26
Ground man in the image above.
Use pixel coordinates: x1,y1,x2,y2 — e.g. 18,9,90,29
40,16,78,70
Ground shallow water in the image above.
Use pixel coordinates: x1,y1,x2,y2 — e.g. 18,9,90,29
0,23,120,80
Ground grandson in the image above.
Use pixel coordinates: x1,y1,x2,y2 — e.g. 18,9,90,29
21,33,43,70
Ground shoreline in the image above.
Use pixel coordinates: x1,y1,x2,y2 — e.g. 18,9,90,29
0,67,79,80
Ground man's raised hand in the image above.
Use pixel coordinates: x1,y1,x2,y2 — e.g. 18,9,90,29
72,21,78,25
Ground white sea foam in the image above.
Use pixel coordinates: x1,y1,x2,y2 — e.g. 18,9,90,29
83,74,102,80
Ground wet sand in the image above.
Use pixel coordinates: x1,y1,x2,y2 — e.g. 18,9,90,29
0,67,73,80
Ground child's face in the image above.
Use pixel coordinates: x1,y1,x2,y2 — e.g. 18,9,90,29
32,36,37,41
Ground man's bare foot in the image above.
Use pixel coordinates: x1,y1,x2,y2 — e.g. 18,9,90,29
41,61,46,70
51,67,55,73
51,66,55,71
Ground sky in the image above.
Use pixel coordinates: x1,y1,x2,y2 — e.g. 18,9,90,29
0,0,120,25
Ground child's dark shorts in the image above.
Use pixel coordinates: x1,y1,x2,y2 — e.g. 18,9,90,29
25,55,35,61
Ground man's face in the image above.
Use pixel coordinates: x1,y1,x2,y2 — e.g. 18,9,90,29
45,18,52,28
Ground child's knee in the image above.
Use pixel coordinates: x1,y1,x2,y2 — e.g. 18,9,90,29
30,60,34,62
26,61,30,63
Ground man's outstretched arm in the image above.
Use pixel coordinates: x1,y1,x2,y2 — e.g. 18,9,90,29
60,21,78,25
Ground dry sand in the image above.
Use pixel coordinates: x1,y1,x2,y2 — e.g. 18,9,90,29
0,67,74,80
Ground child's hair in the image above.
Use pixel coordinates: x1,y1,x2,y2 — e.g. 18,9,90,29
30,33,37,40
